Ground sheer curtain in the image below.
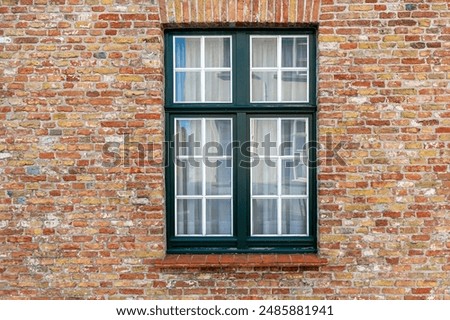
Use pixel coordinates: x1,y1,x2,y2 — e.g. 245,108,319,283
175,119,232,236
251,119,278,234
205,119,232,235
176,119,202,235
175,37,201,102
251,37,308,102
251,118,308,235
281,37,308,102
175,37,231,102
204,38,231,102
252,38,277,102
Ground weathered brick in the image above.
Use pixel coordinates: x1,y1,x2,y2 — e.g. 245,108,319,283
116,75,144,82
14,37,39,43
319,35,346,42
98,13,119,20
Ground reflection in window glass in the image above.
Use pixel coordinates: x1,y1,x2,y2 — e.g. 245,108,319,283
282,37,307,68
205,71,231,102
175,72,201,102
174,36,232,103
175,118,233,236
205,37,231,68
251,36,309,103
175,37,201,68
251,37,277,67
177,199,202,235
250,118,308,236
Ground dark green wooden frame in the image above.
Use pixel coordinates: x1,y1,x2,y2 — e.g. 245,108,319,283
164,28,317,254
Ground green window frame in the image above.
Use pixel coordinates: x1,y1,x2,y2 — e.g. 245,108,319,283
165,29,317,254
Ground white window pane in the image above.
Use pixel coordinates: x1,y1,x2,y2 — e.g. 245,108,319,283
205,37,231,68
252,37,277,67
176,160,202,195
206,159,231,195
252,72,277,102
205,119,232,156
281,119,307,156
206,199,232,235
251,118,277,156
175,37,201,68
177,199,202,235
175,72,201,102
281,71,307,102
282,199,307,234
252,199,277,235
249,118,309,236
282,37,307,68
282,160,307,195
205,71,231,102
176,119,202,156
252,161,277,196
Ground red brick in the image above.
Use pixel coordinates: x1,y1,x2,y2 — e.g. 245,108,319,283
101,121,126,127
121,14,147,20
14,37,39,43
98,14,119,20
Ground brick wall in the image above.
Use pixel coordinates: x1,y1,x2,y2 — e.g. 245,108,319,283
0,0,449,299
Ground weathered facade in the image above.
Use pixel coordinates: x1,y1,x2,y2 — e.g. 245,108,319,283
0,0,449,299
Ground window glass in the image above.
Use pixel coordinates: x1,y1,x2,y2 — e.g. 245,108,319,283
205,37,231,68
251,72,278,102
250,118,308,236
175,37,201,68
174,36,232,103
251,37,277,67
282,199,308,235
281,71,308,102
205,71,231,102
282,37,307,68
174,118,233,236
175,72,201,102
177,199,202,235
251,36,309,103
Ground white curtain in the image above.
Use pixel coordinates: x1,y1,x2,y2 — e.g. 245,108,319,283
176,37,231,102
251,37,308,102
251,119,278,234
176,119,232,236
251,119,308,235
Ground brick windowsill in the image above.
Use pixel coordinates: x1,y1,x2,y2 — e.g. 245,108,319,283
154,254,327,269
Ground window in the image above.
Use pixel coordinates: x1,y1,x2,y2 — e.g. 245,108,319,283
165,29,317,254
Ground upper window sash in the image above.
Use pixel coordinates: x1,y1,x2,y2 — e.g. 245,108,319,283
173,36,233,104
165,30,317,108
250,35,309,103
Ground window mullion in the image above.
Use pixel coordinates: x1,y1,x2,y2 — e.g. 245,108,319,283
235,32,249,105
235,112,248,248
